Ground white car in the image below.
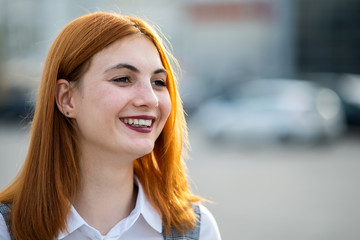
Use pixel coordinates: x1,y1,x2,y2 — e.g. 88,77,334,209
191,79,346,145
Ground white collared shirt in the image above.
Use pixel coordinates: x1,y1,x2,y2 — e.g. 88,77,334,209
0,179,221,240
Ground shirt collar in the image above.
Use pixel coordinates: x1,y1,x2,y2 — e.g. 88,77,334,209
57,176,162,239
57,205,87,239
135,177,162,233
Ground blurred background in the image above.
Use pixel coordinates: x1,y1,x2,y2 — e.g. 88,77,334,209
1,0,360,239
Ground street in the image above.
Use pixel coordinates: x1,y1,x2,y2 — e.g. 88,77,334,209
1,122,360,239
187,123,360,240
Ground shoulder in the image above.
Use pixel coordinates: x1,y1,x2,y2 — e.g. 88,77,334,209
0,214,11,240
199,205,221,240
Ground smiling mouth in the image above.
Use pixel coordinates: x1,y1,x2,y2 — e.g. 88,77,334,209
120,118,153,128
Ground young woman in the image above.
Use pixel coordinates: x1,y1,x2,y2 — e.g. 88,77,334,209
0,12,221,240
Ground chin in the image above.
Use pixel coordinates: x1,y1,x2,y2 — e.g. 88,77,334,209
129,143,155,158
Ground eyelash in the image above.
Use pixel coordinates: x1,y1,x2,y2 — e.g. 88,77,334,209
112,76,130,83
152,79,167,87
111,76,167,88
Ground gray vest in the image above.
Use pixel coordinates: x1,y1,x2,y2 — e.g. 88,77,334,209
0,203,201,240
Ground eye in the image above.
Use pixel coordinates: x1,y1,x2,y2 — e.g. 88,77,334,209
112,76,130,83
152,79,167,87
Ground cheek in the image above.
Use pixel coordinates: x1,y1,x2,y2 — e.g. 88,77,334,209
78,85,126,121
160,92,172,120
92,85,127,107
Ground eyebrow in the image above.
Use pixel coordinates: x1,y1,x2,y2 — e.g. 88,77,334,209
154,68,168,76
105,63,139,73
104,63,167,76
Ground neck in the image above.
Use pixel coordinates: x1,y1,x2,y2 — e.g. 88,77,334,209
74,147,138,235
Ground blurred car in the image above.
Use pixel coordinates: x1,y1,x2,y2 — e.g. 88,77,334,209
300,73,360,127
191,78,346,145
338,74,360,126
0,87,34,122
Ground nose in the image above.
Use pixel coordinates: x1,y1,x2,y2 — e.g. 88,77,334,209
133,81,159,108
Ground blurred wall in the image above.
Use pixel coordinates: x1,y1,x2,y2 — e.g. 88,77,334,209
0,0,296,113
297,0,360,74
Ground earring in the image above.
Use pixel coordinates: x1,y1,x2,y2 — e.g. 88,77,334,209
66,112,69,116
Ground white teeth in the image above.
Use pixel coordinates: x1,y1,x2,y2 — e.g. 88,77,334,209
121,118,152,127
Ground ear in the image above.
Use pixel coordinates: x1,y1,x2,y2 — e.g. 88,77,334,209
55,79,76,118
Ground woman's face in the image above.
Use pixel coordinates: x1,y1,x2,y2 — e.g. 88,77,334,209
71,35,171,160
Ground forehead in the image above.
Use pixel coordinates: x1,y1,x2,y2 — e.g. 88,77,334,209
88,35,163,72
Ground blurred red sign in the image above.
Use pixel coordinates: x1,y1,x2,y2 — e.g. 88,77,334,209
188,2,273,22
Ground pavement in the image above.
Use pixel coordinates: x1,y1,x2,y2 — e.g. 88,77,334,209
187,123,360,240
1,122,360,239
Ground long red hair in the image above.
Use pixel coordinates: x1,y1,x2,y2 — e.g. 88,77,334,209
0,12,200,239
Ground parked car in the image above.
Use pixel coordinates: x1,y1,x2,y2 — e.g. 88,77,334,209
191,78,346,145
300,73,360,127
0,87,34,122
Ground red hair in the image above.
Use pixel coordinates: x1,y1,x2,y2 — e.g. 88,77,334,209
0,12,200,239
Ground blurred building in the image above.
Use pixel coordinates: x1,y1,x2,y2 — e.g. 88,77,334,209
177,0,296,112
0,0,359,120
297,0,360,74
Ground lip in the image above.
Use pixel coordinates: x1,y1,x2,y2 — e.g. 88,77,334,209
119,115,156,133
